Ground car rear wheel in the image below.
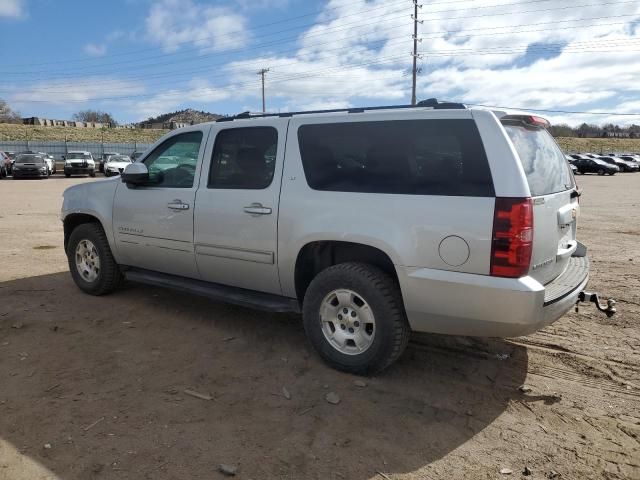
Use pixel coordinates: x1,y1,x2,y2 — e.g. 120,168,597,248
302,262,410,375
67,223,122,295
597,168,605,175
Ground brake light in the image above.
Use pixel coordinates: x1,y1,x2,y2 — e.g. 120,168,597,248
501,114,550,128
490,197,533,278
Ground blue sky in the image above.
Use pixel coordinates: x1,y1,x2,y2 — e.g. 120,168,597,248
1,0,640,125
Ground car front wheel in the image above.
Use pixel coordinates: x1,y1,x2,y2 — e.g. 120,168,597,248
67,223,122,295
302,262,410,375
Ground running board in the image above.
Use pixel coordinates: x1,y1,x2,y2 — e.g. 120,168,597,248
124,268,301,314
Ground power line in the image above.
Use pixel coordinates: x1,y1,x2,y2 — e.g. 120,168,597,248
4,27,638,95
3,11,637,92
2,0,588,69
10,55,411,104
4,0,636,76
4,0,409,67
466,103,640,117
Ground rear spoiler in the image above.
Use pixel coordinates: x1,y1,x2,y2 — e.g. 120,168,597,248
500,114,550,128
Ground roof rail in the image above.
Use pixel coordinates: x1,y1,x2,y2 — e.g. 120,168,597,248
215,98,466,122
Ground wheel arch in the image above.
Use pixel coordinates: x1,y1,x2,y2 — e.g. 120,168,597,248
293,240,399,305
63,213,107,252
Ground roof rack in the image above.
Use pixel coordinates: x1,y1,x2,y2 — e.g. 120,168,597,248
216,98,466,122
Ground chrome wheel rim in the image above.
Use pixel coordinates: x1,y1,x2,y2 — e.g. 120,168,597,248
75,239,100,283
319,289,376,355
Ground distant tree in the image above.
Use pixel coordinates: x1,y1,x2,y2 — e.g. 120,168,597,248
0,98,21,124
72,110,117,126
549,123,575,137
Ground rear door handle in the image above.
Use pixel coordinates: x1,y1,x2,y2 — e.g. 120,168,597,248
167,200,189,210
243,203,272,215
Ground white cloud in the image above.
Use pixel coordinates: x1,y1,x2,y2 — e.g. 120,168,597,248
0,0,25,18
10,77,145,105
128,78,232,120
145,0,248,53
84,43,107,57
214,0,640,124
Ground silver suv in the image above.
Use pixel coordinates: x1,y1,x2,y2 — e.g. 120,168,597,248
61,101,594,374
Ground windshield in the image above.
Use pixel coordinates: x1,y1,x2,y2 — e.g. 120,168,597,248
67,153,91,159
109,156,131,163
16,155,44,164
503,123,574,196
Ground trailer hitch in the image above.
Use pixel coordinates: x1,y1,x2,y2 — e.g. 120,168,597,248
575,291,617,317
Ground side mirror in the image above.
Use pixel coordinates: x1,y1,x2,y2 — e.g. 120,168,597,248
121,162,149,185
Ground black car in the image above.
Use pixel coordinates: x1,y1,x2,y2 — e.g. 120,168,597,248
598,156,639,173
571,157,618,175
12,153,50,178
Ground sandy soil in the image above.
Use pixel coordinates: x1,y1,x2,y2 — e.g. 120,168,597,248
0,173,638,480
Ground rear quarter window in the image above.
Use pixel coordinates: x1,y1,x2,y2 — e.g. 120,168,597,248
503,124,574,197
297,119,494,197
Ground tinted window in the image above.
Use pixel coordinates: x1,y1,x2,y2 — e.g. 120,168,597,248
143,131,202,188
297,119,494,196
504,124,574,196
16,155,44,163
208,127,277,189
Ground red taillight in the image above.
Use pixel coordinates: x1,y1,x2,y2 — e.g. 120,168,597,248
490,197,534,278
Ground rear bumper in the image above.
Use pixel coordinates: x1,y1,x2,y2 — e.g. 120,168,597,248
397,256,589,337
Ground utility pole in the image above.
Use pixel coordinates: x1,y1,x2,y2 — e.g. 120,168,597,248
257,68,270,113
411,0,422,106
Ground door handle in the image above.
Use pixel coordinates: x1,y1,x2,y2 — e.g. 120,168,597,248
243,203,272,215
167,200,189,210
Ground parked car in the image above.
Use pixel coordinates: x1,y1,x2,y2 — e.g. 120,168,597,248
63,151,96,177
130,151,144,161
104,155,132,177
61,102,602,374
571,157,619,175
598,156,639,172
12,153,50,178
37,152,56,175
99,152,119,173
5,152,16,174
0,151,9,178
618,155,640,165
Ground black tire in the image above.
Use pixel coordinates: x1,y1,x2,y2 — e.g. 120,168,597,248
302,262,410,375
579,170,585,175
65,173,71,178
608,172,615,176
89,170,96,178
104,171,111,177
66,223,122,295
597,168,605,175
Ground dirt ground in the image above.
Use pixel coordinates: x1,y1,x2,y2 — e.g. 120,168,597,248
0,173,638,480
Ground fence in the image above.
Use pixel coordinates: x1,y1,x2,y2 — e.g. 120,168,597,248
0,140,154,160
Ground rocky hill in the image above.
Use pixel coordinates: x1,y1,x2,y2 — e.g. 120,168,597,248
141,108,224,126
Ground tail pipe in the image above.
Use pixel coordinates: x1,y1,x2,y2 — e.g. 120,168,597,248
575,291,617,318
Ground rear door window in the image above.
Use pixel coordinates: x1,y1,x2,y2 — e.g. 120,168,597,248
208,127,278,190
297,119,494,196
503,123,574,196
